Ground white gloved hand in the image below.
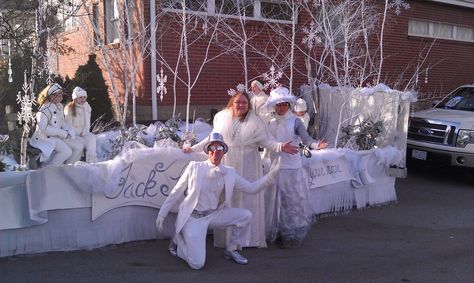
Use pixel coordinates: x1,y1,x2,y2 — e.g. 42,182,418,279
155,216,165,232
267,156,282,181
67,129,76,140
60,129,68,139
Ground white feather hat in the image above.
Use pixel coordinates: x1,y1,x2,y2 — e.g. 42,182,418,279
264,87,297,109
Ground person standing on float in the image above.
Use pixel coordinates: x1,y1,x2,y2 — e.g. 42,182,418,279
185,91,298,248
264,87,328,248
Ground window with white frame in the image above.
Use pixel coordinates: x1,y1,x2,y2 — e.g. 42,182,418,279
163,0,294,23
408,19,474,43
105,0,120,43
59,0,78,30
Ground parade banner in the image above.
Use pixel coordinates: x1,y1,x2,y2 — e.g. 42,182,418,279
92,151,190,221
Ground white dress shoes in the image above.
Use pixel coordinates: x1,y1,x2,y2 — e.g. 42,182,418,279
223,250,248,265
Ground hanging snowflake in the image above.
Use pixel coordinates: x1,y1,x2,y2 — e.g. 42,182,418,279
262,65,283,90
388,0,410,15
16,71,36,130
202,21,208,36
302,21,322,49
157,67,168,101
7,40,12,83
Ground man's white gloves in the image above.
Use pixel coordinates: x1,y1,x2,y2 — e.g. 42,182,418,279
267,157,281,181
155,216,165,232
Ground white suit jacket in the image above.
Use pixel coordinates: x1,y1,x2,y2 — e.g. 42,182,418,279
158,160,269,234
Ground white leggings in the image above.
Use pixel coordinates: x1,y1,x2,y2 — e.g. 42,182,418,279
44,137,84,166
174,207,252,270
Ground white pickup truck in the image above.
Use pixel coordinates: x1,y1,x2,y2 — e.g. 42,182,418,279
407,84,474,168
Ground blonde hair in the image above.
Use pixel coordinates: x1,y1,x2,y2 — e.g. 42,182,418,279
65,100,77,117
37,85,52,105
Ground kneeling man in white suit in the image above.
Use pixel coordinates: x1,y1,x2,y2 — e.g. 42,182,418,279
156,132,279,269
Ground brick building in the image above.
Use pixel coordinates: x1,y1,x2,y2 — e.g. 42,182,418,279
53,0,474,123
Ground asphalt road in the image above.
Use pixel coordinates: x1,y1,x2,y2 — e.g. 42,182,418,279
1,164,474,283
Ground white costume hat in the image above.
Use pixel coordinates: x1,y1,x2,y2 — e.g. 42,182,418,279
47,83,63,96
251,80,264,91
294,98,307,112
203,132,228,154
264,87,297,109
72,86,87,100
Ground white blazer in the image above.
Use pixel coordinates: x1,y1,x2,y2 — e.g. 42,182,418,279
158,161,268,234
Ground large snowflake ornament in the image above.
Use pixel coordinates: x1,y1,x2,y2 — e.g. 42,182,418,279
388,0,410,15
262,65,283,90
16,71,36,130
157,67,168,101
302,21,322,49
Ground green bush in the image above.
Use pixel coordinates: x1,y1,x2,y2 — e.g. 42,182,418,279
72,54,114,124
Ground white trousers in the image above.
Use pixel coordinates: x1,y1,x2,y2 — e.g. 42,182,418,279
77,134,97,163
174,207,252,270
43,137,84,167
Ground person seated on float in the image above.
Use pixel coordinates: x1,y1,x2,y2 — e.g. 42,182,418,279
156,132,281,270
30,83,84,167
64,87,97,163
264,87,328,249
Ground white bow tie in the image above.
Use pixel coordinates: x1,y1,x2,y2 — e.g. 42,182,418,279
208,165,224,179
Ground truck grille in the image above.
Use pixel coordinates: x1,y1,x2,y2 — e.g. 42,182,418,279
408,117,457,146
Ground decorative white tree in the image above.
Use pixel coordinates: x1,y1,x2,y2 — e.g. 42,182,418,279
16,71,36,169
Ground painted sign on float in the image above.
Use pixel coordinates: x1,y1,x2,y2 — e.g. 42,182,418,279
91,151,189,221
307,156,357,189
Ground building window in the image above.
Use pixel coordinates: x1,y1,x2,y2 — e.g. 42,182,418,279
164,0,208,12
105,0,120,43
260,1,291,21
408,19,474,43
92,3,100,46
215,0,253,16
61,0,78,30
163,0,294,23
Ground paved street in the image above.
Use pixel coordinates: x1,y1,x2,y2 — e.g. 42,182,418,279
1,164,474,283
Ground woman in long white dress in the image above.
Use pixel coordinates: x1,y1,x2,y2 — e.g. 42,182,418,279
188,91,298,248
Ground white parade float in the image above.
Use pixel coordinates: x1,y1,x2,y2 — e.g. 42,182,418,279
0,84,414,257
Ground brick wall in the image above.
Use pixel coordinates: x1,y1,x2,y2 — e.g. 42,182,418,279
54,0,474,122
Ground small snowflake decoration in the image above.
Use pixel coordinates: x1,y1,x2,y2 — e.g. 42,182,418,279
302,21,322,49
236,83,246,92
16,71,36,132
227,83,246,96
227,89,237,96
7,40,12,83
388,0,410,15
262,65,283,90
157,67,168,101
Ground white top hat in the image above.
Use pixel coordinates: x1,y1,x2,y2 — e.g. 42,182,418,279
47,83,63,96
264,87,297,109
294,98,307,112
203,132,228,154
72,86,88,100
